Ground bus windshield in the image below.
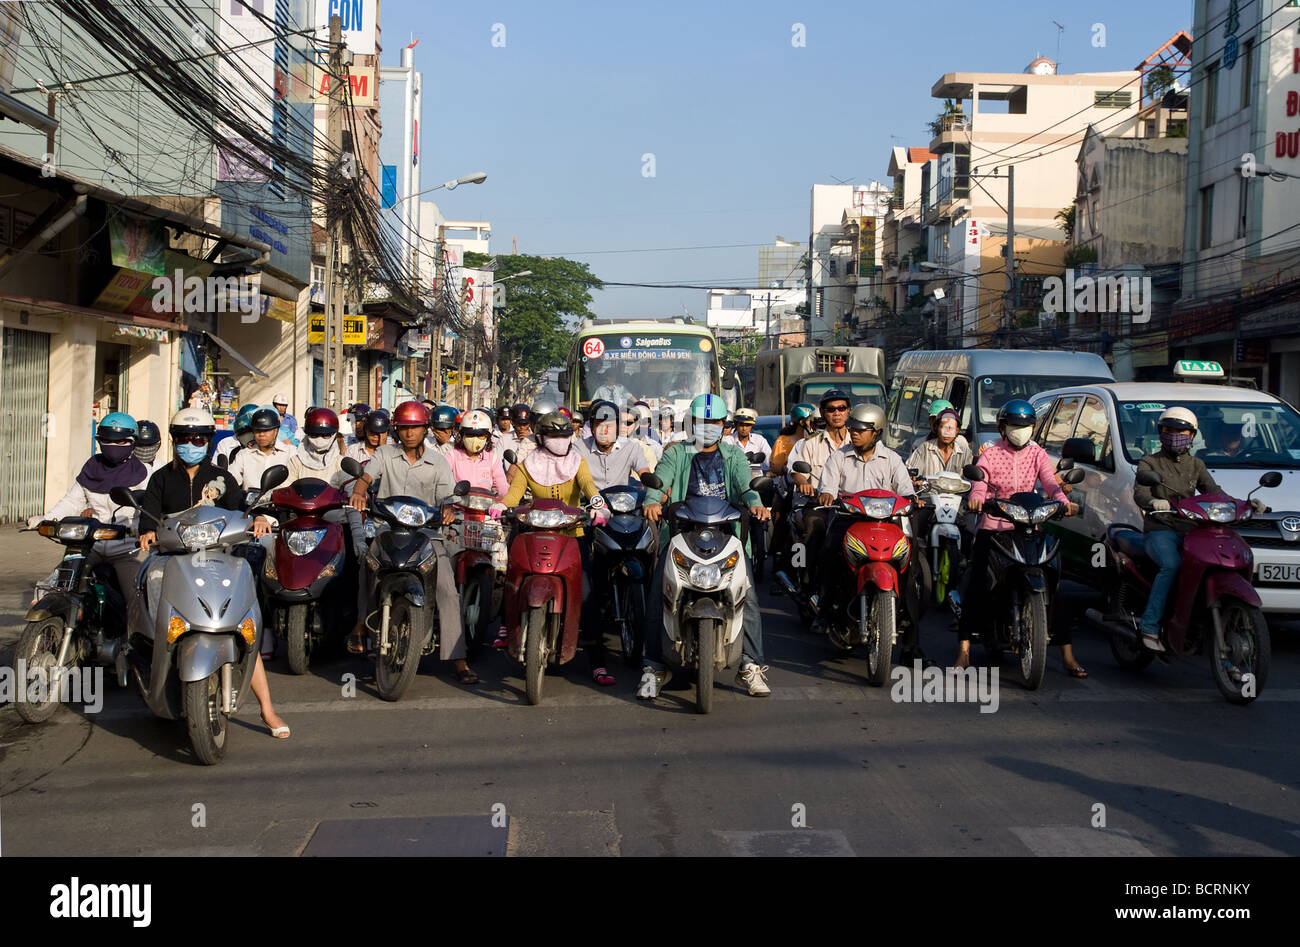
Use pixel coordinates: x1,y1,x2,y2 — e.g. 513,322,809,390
577,332,718,409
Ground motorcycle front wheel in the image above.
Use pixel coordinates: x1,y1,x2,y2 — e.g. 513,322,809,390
866,591,895,687
1211,600,1270,704
695,618,715,714
184,671,228,765
462,569,493,660
621,581,646,668
14,617,74,724
1019,592,1049,690
286,603,311,675
524,605,548,705
376,598,427,701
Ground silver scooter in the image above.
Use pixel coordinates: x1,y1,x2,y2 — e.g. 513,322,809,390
111,465,287,765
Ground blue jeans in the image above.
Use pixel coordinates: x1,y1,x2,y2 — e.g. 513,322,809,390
1139,529,1182,634
643,546,764,671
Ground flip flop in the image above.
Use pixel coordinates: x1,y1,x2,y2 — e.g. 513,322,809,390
592,667,615,686
1066,664,1088,679
347,631,366,654
456,667,480,685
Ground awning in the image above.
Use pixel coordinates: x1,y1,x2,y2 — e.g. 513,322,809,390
204,331,268,378
0,91,57,135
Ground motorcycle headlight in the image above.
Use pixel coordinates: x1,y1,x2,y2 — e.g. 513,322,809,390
57,522,90,542
363,519,377,539
864,497,895,519
1030,502,1062,524
929,475,970,495
689,562,723,589
607,492,637,513
463,494,495,512
996,502,1029,524
285,527,327,556
179,520,225,549
1199,501,1236,523
393,503,429,527
526,508,568,529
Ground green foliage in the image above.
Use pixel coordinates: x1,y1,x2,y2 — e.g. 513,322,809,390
1145,65,1176,102
1056,206,1076,242
464,252,601,381
927,99,965,139
1064,244,1098,268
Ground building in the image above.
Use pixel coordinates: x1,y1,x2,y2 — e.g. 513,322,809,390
807,182,891,345
704,287,805,346
758,239,807,289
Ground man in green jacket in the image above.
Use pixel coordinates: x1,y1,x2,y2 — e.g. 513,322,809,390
640,394,772,699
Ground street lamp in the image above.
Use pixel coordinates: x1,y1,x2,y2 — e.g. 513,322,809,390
391,171,488,208
1235,163,1299,182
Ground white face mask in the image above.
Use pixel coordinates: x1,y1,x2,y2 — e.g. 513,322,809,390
1006,426,1032,448
307,434,335,454
462,435,487,455
543,435,571,456
694,422,724,447
594,422,617,447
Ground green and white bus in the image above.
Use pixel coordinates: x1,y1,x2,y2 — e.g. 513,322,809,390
562,318,739,413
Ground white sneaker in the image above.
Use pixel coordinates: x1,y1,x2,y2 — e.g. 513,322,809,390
736,663,771,697
637,667,667,700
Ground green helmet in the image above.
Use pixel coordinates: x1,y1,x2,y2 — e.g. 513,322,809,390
790,403,816,423
928,399,954,418
688,393,728,421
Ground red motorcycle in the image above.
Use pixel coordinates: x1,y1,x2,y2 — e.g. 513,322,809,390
503,497,589,705
824,488,916,686
445,483,507,657
261,477,359,674
1086,469,1280,704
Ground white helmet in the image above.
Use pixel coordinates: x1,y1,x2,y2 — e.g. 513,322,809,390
1158,406,1198,431
169,407,215,436
459,409,491,435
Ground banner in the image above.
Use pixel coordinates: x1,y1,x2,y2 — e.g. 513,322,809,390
313,65,378,107
309,313,367,344
108,215,168,276
314,0,377,55
858,217,876,277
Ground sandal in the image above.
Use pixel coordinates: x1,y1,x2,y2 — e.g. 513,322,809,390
347,630,366,654
492,629,509,649
456,667,480,685
592,667,615,686
1066,664,1088,679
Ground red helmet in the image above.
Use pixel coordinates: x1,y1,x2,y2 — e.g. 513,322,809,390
303,407,339,436
393,400,431,428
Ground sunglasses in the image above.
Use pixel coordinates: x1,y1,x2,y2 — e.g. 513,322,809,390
825,405,850,413
173,435,209,446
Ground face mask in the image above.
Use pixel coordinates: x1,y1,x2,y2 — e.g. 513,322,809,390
594,424,617,447
307,434,335,454
176,443,208,465
1160,430,1194,454
98,442,135,464
1006,426,1033,449
463,435,487,454
694,422,724,447
543,435,571,456
135,444,159,465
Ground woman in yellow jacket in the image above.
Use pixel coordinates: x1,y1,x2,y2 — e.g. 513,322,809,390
498,411,614,685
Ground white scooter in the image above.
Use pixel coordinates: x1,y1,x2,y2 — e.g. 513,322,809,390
915,470,972,606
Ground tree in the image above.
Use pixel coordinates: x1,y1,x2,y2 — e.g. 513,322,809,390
1056,205,1076,243
927,99,965,139
1145,65,1176,103
464,252,602,397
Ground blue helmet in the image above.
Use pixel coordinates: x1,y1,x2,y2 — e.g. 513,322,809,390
997,399,1037,427
233,404,260,434
688,394,728,421
97,412,137,441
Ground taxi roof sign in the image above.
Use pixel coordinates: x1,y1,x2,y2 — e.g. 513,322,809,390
1174,360,1225,378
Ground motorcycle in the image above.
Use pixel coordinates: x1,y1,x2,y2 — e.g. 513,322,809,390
1084,468,1280,704
445,481,507,658
591,481,657,666
653,473,773,714
744,451,770,582
957,461,1084,690
774,461,819,624
14,516,133,722
502,495,599,705
913,470,973,606
261,476,359,674
109,465,288,764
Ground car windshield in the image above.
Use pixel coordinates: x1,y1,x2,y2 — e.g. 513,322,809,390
578,333,717,409
1116,398,1300,468
801,381,885,408
975,374,1113,431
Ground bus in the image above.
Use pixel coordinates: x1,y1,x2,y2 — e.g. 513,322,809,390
561,318,739,414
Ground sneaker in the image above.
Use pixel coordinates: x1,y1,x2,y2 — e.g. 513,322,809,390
637,667,667,700
736,663,771,697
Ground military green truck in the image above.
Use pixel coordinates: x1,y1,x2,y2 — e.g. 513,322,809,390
752,346,887,417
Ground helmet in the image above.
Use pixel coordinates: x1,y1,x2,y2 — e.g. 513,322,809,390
496,405,511,421
96,412,137,441
846,404,886,432
1158,406,1198,432
734,408,758,424
304,407,340,436
460,409,491,435
431,405,459,430
557,406,573,421
535,411,571,437
364,409,391,435
250,407,281,432
588,399,620,426
819,388,850,410
532,398,559,417
928,399,954,417
997,399,1037,428
233,404,260,434
688,394,728,421
134,420,161,447
633,402,652,423
790,403,816,424
510,403,533,427
393,401,431,428
348,402,371,423
936,407,961,426
169,407,215,437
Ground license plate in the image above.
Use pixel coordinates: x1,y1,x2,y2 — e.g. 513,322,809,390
1257,563,1300,583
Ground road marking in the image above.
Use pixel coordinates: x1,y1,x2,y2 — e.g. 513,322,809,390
1010,826,1154,857
715,829,856,856
302,815,507,857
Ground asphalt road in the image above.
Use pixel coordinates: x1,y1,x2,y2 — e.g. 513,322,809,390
3,544,1298,857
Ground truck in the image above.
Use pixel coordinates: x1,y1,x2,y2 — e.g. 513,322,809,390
752,345,887,417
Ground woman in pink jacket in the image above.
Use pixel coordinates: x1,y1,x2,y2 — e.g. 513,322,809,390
446,410,511,501
956,400,1079,671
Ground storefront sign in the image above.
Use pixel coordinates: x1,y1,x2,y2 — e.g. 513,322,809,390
115,324,171,343
308,313,367,344
313,65,377,107
857,217,876,277
260,294,298,323
109,216,167,276
314,0,377,55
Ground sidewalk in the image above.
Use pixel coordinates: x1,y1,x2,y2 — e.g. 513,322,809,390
0,527,63,658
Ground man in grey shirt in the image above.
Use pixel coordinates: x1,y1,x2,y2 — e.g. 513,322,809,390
577,399,651,490
348,402,476,684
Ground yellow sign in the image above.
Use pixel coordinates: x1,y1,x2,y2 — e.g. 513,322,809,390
308,314,367,345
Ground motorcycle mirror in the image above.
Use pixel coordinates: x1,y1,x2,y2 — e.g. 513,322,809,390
453,480,471,496
753,451,767,463
261,464,289,491
1134,468,1162,487
1061,436,1096,464
110,486,139,508
216,453,229,470
1056,458,1075,472
340,457,364,478
961,464,985,482
749,476,776,505
640,472,663,490
503,449,518,465
1260,471,1283,488
792,461,812,475
907,467,919,478
1061,467,1086,485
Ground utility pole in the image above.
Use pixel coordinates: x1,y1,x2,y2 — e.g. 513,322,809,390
324,16,346,412
1005,163,1017,332
763,292,772,352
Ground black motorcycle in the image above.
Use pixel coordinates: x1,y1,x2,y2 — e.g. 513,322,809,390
591,480,658,665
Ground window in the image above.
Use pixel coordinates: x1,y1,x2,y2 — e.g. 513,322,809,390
719,294,751,310
1241,40,1255,110
1032,398,1057,445
1204,61,1219,127
921,376,948,415
1074,396,1114,470
1044,396,1082,451
948,377,971,431
1200,184,1215,250
893,374,925,435
1237,175,1249,240
1094,90,1133,109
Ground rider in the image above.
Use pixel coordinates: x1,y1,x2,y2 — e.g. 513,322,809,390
789,390,853,593
344,408,390,465
271,394,299,446
579,400,652,490
957,400,1079,671
500,410,615,686
771,403,817,478
426,405,459,455
725,408,771,477
907,406,973,481
639,394,772,700
137,408,288,738
495,406,513,436
228,407,295,490
446,409,510,499
133,419,167,481
286,407,345,486
344,403,371,447
910,399,961,452
621,405,661,467
347,401,478,684
216,404,259,464
657,404,687,445
767,402,816,592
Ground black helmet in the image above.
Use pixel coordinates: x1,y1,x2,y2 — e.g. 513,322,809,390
587,399,619,426
364,409,391,435
134,419,161,447
535,411,570,437
510,403,533,426
819,388,850,409
997,399,1037,427
250,407,282,432
432,405,459,430
496,405,511,421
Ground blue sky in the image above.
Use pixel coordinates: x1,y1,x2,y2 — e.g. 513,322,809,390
380,0,1191,318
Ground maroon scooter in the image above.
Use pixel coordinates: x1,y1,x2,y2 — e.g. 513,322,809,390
1086,469,1280,704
